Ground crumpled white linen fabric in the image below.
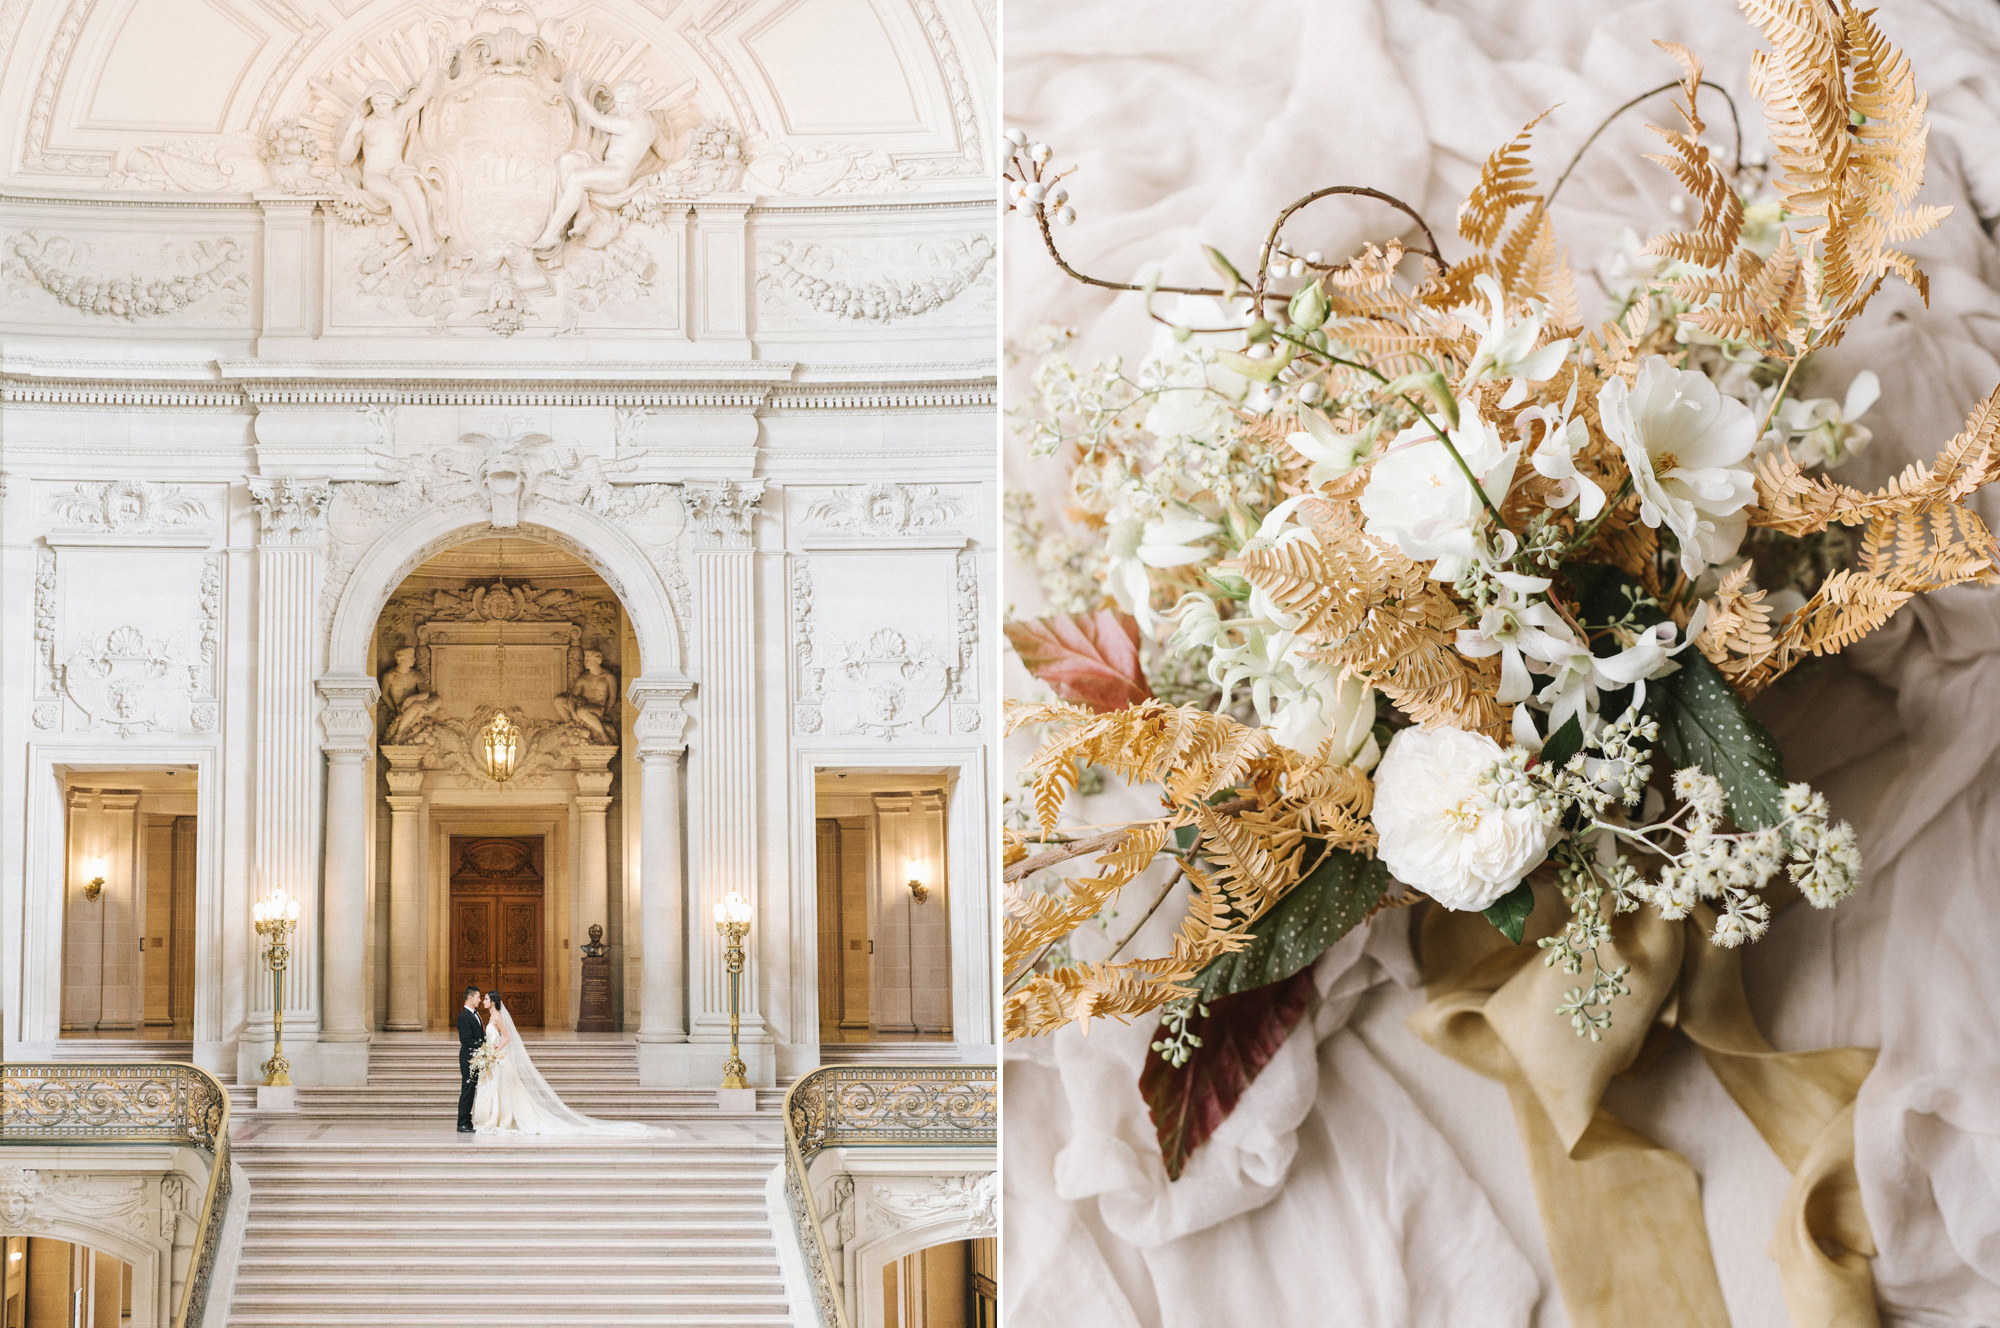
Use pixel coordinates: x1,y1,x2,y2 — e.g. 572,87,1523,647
1004,1,2000,1325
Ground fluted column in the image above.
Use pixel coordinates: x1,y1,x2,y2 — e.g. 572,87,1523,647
382,745,427,1032
630,677,692,1085
684,479,769,1083
248,479,332,1083
316,674,376,1084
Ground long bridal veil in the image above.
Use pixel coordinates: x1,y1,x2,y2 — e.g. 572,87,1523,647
494,1007,658,1138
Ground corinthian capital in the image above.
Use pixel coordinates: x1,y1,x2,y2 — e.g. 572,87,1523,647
248,477,333,547
683,478,765,549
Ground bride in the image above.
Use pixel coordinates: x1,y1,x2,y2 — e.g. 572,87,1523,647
470,991,657,1137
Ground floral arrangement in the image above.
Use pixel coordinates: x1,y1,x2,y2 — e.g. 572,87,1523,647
469,1041,503,1081
1002,0,2000,1175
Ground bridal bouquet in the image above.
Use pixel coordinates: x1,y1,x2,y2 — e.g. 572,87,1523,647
469,1042,503,1081
1002,0,2000,1175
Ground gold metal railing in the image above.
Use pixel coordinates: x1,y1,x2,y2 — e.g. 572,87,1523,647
1,1062,234,1328
779,1064,998,1328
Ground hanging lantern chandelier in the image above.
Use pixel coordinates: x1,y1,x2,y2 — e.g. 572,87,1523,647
481,710,520,783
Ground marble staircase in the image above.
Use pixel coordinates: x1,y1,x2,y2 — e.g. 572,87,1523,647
224,1038,792,1327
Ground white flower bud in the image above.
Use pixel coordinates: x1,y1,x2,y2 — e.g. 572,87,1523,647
1056,206,1076,226
1024,181,1047,203
1305,251,1323,265
1299,381,1323,404
1005,127,1028,148
1030,142,1051,164
1245,343,1272,360
1050,186,1068,205
1288,258,1306,278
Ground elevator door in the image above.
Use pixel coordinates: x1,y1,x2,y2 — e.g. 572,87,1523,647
448,836,545,1027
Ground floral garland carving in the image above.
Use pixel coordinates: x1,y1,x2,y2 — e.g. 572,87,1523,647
761,236,992,323
5,232,248,320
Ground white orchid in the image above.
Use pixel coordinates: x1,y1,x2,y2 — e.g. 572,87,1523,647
1760,370,1880,469
1597,355,1759,577
1172,590,1381,767
1460,274,1573,408
1104,512,1220,633
1532,605,1710,735
1454,572,1582,704
1519,384,1607,519
1371,726,1556,911
1359,405,1519,581
1286,409,1379,484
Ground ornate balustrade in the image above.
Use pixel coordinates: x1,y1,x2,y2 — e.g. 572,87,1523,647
1,1062,234,1328
780,1064,996,1328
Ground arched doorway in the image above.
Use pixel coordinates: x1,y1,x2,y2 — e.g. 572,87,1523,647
362,534,638,1034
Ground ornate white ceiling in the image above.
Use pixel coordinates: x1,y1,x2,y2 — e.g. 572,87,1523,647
0,0,994,196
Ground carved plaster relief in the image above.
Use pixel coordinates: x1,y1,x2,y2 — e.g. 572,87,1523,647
823,627,953,741
320,432,684,631
803,483,962,538
757,236,992,326
46,480,213,534
59,624,202,738
3,232,250,321
866,1173,998,1236
0,1166,153,1239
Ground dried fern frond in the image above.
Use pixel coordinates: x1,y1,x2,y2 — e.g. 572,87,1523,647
1002,823,1169,977
1643,43,1744,270
1458,109,1553,248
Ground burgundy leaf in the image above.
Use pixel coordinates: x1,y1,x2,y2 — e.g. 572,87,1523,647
1004,608,1154,713
1139,968,1316,1181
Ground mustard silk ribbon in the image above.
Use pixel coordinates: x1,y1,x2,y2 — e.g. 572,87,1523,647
1409,880,1879,1328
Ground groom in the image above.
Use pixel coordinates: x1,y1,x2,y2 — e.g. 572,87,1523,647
456,984,485,1133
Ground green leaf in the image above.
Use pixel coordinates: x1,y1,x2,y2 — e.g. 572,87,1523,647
1215,345,1294,383
1647,651,1788,829
1561,562,1666,632
1204,246,1245,299
1192,845,1391,1001
1382,370,1457,427
1539,713,1584,771
1482,880,1536,944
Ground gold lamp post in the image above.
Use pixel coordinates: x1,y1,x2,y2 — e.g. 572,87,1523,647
713,891,753,1090
252,888,301,1087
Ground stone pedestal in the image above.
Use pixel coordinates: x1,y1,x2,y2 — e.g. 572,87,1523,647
577,952,615,1033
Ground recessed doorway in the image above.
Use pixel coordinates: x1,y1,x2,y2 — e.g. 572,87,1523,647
814,769,953,1053
448,836,546,1027
58,767,197,1041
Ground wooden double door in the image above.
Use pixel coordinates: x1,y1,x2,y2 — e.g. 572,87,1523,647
448,836,545,1028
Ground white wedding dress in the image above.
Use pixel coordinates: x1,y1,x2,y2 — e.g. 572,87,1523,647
470,1008,657,1138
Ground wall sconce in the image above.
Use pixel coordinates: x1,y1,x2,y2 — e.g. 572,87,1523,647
907,876,930,904
481,710,520,782
81,856,107,902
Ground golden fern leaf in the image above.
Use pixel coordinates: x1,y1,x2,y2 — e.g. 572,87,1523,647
1642,41,1745,271
1457,109,1553,248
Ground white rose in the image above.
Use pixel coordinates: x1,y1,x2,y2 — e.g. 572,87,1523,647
1596,355,1758,577
1371,725,1554,911
1358,408,1518,581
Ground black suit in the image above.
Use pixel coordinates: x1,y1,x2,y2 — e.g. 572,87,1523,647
457,1005,486,1129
